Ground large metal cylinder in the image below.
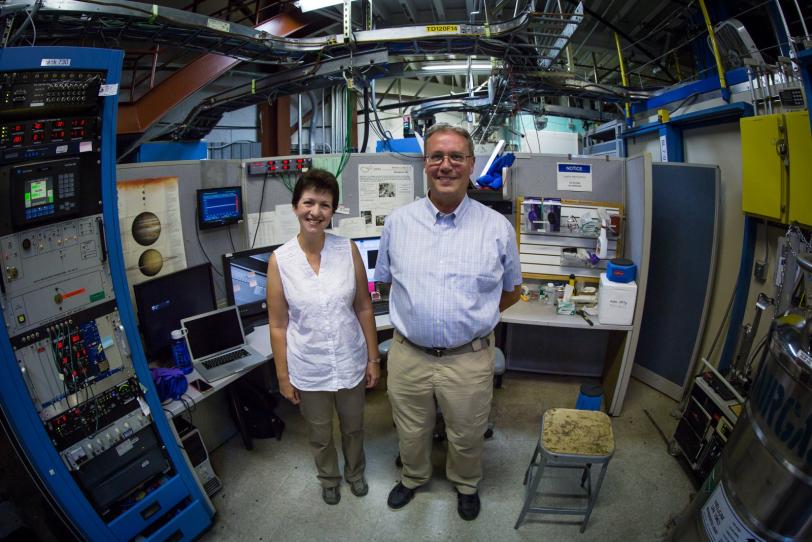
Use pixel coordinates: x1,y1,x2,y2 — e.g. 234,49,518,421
670,311,812,541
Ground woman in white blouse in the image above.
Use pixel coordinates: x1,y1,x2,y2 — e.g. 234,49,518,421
266,169,380,505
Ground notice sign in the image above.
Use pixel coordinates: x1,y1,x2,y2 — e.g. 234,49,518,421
701,483,765,542
556,163,592,192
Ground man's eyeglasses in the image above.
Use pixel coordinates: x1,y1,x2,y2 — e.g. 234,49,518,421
425,152,472,165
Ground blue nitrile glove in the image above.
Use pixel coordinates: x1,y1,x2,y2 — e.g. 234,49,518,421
476,152,515,190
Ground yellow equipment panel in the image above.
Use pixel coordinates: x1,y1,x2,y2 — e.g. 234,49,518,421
741,114,786,222
785,110,812,227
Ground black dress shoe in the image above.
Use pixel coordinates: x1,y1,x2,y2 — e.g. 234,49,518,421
457,491,480,521
387,482,415,509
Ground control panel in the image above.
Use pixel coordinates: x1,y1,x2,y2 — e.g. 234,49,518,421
1,216,113,336
0,51,212,539
13,303,131,416
247,156,312,176
0,70,103,114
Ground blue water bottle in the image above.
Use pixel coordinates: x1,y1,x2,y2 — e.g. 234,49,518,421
171,329,193,374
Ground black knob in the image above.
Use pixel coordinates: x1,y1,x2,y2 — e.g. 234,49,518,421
21,238,31,250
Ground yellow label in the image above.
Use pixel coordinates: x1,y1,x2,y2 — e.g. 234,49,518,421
426,25,458,32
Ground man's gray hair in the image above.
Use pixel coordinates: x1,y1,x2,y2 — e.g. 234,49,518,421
423,124,475,158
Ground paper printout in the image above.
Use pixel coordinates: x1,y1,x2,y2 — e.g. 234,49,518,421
246,210,276,248
358,164,414,232
116,176,187,295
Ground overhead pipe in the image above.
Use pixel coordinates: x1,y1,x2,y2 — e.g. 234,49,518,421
697,0,730,102
613,32,631,127
307,91,318,154
791,0,809,42
361,85,370,153
773,0,798,60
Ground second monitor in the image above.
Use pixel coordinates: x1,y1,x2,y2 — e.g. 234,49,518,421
223,244,281,328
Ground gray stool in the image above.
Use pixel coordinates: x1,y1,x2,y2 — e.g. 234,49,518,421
378,338,393,360
493,347,506,389
515,408,614,532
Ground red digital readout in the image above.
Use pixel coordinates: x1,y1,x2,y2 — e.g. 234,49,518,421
52,120,66,129
12,124,24,132
51,130,65,140
32,122,44,130
11,134,23,145
71,129,86,139
71,119,87,128
32,133,44,143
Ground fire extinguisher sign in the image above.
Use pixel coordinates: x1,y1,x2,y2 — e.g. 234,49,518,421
701,483,765,542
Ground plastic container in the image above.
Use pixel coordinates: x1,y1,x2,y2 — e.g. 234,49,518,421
543,283,556,305
171,329,193,374
575,383,604,411
605,258,636,283
598,272,637,325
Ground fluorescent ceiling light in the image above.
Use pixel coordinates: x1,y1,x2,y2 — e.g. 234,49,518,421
297,0,355,12
423,63,493,71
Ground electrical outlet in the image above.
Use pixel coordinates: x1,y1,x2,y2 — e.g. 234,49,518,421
754,260,767,282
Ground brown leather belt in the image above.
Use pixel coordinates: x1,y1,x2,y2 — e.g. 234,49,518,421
398,332,491,358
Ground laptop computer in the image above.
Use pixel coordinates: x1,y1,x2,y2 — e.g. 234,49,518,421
181,305,266,382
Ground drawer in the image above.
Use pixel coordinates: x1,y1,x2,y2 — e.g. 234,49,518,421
107,475,189,541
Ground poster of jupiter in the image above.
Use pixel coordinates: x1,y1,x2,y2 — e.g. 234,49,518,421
116,176,187,292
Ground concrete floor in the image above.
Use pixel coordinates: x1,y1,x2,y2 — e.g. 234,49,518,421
201,373,694,541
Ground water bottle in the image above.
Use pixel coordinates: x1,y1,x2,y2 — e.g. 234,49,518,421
170,329,193,374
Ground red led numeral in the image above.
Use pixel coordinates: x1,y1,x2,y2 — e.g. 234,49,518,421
11,134,23,145
282,159,290,164
71,129,85,139
12,124,24,132
51,130,65,139
296,158,304,163
32,133,44,143
32,122,44,130
71,119,87,128
52,120,65,129
71,335,80,343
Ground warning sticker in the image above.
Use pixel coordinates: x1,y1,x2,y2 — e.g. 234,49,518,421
701,483,765,542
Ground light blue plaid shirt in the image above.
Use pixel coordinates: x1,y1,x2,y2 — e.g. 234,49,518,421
375,195,522,348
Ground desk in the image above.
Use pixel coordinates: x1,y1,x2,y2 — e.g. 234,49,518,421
163,317,393,449
500,302,635,416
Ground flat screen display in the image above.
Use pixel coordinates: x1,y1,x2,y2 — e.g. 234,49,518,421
133,263,217,360
197,186,243,229
223,245,281,323
353,237,380,292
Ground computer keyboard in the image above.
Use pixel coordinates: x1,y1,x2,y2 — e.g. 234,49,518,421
203,349,249,369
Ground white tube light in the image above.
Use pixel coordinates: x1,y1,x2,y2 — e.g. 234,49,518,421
423,63,493,71
297,0,355,12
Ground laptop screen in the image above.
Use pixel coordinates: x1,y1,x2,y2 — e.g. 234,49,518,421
352,237,380,293
184,308,244,359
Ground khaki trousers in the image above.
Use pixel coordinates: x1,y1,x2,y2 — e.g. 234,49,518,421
387,331,494,495
298,379,366,488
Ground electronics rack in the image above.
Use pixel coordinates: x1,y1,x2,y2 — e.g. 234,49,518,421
0,47,213,541
670,362,744,484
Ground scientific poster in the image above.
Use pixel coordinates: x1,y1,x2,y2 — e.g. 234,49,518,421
117,176,186,289
358,164,413,231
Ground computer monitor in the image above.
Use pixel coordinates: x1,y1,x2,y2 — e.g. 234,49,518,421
133,263,218,361
197,186,243,230
222,244,282,324
352,236,380,293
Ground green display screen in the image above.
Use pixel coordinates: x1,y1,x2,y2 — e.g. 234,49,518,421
25,178,52,208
